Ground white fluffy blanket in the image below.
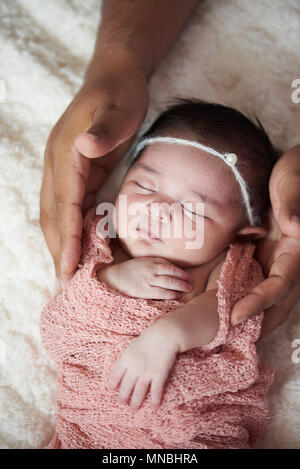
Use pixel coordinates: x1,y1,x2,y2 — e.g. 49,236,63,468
0,0,299,449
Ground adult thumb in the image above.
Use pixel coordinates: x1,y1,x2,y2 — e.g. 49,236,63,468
277,171,300,238
269,145,300,238
74,105,134,159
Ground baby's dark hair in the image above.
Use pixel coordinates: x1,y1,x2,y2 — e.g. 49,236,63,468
131,98,280,226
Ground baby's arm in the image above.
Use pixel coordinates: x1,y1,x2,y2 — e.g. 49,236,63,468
157,258,224,353
108,259,224,411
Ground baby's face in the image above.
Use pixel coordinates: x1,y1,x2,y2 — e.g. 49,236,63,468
113,142,246,267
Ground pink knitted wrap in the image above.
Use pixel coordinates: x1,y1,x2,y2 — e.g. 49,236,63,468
40,207,274,449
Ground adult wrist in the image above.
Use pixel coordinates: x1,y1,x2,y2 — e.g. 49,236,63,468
83,45,149,87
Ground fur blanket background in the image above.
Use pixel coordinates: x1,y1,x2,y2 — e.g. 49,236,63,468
0,0,299,448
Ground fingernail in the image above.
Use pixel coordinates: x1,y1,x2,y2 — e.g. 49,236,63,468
291,214,300,224
151,402,160,410
88,133,99,141
108,379,115,389
130,403,138,412
232,315,247,326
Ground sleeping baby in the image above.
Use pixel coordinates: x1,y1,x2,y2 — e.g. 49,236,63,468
40,98,278,449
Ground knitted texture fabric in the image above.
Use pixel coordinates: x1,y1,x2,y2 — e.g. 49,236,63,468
40,207,275,449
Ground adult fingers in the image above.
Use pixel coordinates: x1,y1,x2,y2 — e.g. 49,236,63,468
54,145,90,285
231,236,300,326
55,106,127,281
258,282,300,341
56,97,143,285
40,143,61,279
56,110,139,285
269,145,300,238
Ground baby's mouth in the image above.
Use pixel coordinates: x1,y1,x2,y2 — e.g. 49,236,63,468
136,225,161,240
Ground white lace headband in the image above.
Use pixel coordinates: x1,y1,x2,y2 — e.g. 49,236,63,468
130,136,256,226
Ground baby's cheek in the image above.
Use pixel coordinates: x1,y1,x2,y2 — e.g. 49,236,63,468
114,197,131,237
182,219,205,245
184,224,221,263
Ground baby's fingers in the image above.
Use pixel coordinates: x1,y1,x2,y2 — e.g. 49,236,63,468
150,376,166,409
151,275,192,293
155,261,192,282
108,362,126,390
129,378,151,412
118,371,138,404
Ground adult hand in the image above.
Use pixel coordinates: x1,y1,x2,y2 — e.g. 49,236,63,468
40,51,149,285
230,144,300,339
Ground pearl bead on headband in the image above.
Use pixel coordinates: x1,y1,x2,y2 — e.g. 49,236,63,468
129,136,256,226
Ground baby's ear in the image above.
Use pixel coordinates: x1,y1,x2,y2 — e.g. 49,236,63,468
232,224,267,242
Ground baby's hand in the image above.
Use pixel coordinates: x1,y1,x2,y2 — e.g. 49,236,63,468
97,257,192,299
108,321,180,411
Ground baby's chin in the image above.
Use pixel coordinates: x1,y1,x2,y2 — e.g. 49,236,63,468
118,236,208,268
118,235,164,258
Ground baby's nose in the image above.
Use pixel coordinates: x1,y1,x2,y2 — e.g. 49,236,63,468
146,201,172,223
